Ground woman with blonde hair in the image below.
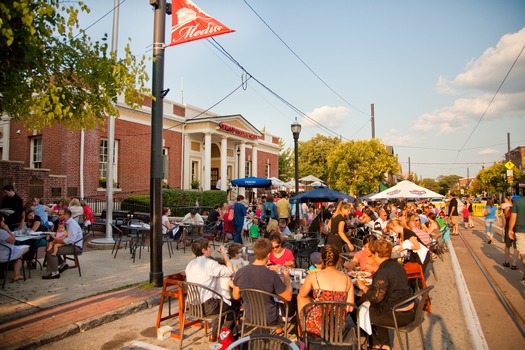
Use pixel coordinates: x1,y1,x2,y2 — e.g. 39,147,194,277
327,201,354,252
68,198,84,221
386,218,430,272
265,219,279,238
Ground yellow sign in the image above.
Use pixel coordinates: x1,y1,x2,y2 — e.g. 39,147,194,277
505,161,515,170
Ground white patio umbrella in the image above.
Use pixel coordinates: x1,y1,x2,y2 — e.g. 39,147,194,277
369,180,444,200
285,180,305,191
299,175,323,182
310,180,326,188
268,177,292,188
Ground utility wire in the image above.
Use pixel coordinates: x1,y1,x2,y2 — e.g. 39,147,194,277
241,0,370,118
71,0,128,41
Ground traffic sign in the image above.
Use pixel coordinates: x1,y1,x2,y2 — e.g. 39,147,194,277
505,161,515,170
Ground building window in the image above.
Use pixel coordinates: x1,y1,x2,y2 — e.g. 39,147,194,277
227,165,233,181
99,139,119,181
30,136,42,169
245,161,252,177
265,163,271,178
162,148,169,180
191,160,199,182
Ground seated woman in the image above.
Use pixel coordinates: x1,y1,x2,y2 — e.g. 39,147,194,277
387,218,430,273
356,240,414,350
265,219,279,238
268,233,295,268
297,244,355,337
343,234,379,274
407,214,432,246
0,214,30,282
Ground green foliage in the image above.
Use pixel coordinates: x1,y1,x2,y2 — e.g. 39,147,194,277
0,0,150,130
476,163,522,195
298,134,340,182
326,139,398,196
121,195,150,212
278,139,293,182
418,178,441,193
437,175,462,195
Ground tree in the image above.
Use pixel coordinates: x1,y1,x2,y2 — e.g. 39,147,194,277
476,163,522,196
326,139,398,196
437,175,461,195
297,134,340,182
278,139,293,181
0,0,150,130
418,178,440,193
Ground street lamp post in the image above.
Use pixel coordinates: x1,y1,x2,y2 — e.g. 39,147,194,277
291,119,301,227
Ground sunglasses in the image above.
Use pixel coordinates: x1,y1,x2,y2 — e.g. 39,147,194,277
272,244,280,250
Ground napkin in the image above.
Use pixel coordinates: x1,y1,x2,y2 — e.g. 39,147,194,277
359,301,372,335
402,239,429,264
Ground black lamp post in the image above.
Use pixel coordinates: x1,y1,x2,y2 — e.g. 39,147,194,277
291,119,301,226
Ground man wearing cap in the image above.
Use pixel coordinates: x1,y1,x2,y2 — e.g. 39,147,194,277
508,195,525,284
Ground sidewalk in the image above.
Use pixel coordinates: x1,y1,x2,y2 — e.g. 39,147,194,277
0,241,194,350
0,235,473,350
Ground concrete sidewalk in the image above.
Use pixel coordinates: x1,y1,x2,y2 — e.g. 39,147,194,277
0,241,194,349
0,235,474,350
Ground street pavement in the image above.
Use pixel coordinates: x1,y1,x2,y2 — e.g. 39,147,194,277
0,228,490,350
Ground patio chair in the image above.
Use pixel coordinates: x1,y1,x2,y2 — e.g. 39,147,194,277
110,223,133,259
62,229,91,277
301,300,359,350
404,262,431,312
239,288,291,338
295,237,320,268
226,334,300,350
0,242,27,288
373,285,434,350
178,281,234,350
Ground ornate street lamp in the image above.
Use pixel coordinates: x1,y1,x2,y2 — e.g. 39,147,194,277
291,119,301,226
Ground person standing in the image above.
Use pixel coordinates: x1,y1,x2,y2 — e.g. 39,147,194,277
448,192,459,235
233,195,247,244
502,196,519,270
42,208,83,279
508,196,525,284
1,185,24,230
277,193,290,223
483,199,498,244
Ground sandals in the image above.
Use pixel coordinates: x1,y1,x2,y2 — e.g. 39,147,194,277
511,265,518,270
503,262,510,268
12,275,24,282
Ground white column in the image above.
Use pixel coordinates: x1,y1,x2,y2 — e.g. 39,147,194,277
1,116,11,160
239,142,246,197
220,136,228,191
184,134,191,189
252,143,258,178
203,132,212,190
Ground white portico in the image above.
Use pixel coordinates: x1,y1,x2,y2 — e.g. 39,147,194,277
182,114,280,193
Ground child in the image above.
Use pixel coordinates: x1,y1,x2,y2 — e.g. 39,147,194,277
307,207,314,226
249,217,260,239
462,206,470,229
46,223,68,256
227,243,249,272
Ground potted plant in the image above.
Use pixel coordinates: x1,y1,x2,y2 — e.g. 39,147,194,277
191,179,200,189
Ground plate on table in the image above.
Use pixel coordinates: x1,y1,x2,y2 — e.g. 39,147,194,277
349,270,372,278
352,277,373,285
29,231,44,236
0,209,15,215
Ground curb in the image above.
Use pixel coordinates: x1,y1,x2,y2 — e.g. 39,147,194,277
8,293,162,350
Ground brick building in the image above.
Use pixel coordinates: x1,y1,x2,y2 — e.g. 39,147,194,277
0,97,280,202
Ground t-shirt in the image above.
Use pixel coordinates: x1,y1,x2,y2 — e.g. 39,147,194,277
277,198,290,219
269,248,295,266
484,205,498,220
233,202,246,228
249,225,260,238
233,264,286,324
449,197,458,216
207,209,220,224
511,197,525,233
1,193,24,226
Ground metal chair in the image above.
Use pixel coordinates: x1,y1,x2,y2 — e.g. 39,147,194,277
62,229,91,277
301,300,360,350
227,334,300,350
374,285,434,350
110,223,133,259
295,237,319,268
239,288,290,338
178,281,234,350
1,242,27,288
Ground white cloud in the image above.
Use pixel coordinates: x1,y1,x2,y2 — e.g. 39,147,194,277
415,26,525,135
302,106,350,128
380,129,415,146
478,148,499,155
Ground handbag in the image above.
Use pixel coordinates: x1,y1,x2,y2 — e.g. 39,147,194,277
483,207,490,216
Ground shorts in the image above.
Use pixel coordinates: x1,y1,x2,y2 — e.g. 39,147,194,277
450,216,459,225
504,228,517,249
515,231,525,252
463,217,469,223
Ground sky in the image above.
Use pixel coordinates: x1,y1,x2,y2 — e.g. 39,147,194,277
77,0,525,181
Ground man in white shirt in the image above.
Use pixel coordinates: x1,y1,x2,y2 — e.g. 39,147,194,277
374,208,389,232
185,239,234,341
42,208,83,279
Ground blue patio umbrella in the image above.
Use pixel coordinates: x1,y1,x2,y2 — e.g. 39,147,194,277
231,177,272,188
290,187,355,204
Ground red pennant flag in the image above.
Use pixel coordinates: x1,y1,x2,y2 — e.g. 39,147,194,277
169,0,235,47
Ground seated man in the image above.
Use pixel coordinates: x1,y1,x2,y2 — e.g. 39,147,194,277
185,239,234,341
232,238,293,327
278,218,293,237
182,209,205,233
42,208,83,279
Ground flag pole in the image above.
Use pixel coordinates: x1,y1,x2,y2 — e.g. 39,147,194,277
149,0,166,287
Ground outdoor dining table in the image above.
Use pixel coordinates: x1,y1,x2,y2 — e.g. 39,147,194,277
127,223,151,261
